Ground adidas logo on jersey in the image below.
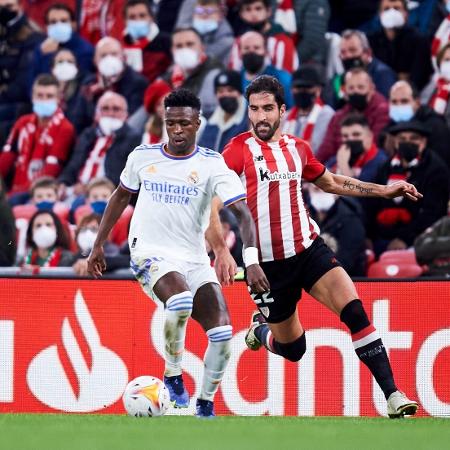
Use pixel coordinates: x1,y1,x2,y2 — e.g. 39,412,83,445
259,168,301,182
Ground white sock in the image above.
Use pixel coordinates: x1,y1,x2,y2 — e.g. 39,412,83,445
163,291,193,377
199,325,232,401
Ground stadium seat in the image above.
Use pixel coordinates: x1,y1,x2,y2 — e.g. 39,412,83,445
367,260,423,278
379,249,418,264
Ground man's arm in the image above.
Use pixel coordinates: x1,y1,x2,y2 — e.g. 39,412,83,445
314,169,423,201
87,185,132,277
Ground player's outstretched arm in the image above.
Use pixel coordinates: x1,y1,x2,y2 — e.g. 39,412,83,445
206,196,237,286
87,185,132,278
314,170,423,201
228,200,270,293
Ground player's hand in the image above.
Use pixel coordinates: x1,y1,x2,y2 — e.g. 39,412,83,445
214,248,237,286
384,181,423,201
246,264,270,293
87,246,106,278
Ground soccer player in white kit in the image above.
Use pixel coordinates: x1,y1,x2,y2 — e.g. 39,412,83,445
87,89,269,417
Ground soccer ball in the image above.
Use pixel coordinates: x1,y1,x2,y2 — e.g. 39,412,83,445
122,376,171,417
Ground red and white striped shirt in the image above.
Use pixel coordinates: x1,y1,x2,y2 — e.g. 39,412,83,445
223,131,325,262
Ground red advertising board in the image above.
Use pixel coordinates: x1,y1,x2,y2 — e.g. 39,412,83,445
0,278,449,417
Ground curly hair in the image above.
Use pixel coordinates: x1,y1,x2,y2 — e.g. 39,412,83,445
164,88,201,111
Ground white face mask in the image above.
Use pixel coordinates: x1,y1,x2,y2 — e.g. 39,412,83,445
77,229,97,255
310,192,336,212
440,61,450,80
52,61,78,82
33,226,57,249
173,48,199,71
99,116,124,135
98,55,124,77
380,8,405,29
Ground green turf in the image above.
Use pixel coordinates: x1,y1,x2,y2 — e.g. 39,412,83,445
0,414,447,450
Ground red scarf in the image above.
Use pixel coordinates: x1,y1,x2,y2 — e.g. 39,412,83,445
353,142,378,168
78,135,113,184
170,54,208,89
284,98,324,142
429,77,450,115
431,13,450,70
25,247,62,268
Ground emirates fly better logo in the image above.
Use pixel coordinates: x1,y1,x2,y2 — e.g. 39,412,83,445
27,290,128,412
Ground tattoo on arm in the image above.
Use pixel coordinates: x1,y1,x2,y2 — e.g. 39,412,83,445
343,179,374,195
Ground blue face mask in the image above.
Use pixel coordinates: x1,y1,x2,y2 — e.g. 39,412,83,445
36,201,55,211
91,200,107,215
126,20,150,40
389,104,414,123
193,18,218,35
47,22,73,43
33,100,58,118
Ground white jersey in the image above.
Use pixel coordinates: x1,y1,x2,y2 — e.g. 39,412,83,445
120,143,246,263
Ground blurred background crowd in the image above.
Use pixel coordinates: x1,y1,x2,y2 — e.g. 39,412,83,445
0,0,449,278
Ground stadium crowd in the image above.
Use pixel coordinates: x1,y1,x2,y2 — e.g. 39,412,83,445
0,0,449,278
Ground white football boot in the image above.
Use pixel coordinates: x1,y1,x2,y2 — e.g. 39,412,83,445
387,391,419,418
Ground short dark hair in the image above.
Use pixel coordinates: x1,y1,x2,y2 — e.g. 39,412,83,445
33,74,59,89
26,210,71,251
245,75,285,108
238,0,271,10
340,113,370,129
164,88,201,111
123,0,153,17
45,3,75,23
172,27,203,44
30,176,58,197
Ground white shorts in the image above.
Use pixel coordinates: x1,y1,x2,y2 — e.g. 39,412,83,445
130,255,219,302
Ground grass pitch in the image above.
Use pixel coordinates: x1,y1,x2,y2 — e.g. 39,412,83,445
0,414,447,450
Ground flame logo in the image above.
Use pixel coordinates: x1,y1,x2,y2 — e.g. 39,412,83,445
139,384,160,408
27,290,128,412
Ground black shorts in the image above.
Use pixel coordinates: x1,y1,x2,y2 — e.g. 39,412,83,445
249,237,341,324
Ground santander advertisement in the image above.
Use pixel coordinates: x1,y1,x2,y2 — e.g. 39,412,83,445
0,279,449,417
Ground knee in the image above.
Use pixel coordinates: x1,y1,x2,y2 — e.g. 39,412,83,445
274,332,306,362
340,299,370,331
166,291,193,321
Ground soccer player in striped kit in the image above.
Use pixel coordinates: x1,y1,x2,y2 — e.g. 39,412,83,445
221,75,420,418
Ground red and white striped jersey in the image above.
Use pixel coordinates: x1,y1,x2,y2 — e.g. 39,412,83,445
222,131,326,262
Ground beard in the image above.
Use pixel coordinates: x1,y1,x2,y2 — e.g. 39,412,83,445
252,118,280,141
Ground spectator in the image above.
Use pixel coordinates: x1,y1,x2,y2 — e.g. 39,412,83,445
30,3,94,85
414,215,450,277
328,0,379,33
367,0,433,90
282,65,334,154
73,37,148,132
59,92,140,192
331,113,387,183
0,177,16,266
307,183,367,277
0,0,43,135
22,0,76,30
228,0,298,73
367,121,449,254
292,0,330,67
198,70,249,153
317,67,389,164
323,29,397,109
239,30,293,108
122,0,172,83
145,27,223,118
0,74,75,202
385,80,450,167
72,212,130,275
22,210,74,268
177,0,234,63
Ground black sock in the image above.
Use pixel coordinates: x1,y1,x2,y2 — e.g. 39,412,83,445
341,300,397,400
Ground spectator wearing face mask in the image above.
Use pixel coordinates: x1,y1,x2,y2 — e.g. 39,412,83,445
383,80,450,167
307,184,367,277
122,0,172,83
317,67,389,164
73,37,148,132
72,212,130,276
30,3,94,86
146,27,223,118
198,70,249,153
22,210,74,269
58,92,141,199
366,121,449,255
238,30,293,108
330,114,387,184
367,0,433,90
323,29,397,109
177,0,234,64
228,0,299,73
282,65,334,154
0,74,75,204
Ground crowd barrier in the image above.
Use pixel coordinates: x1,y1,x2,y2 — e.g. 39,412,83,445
0,277,449,417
